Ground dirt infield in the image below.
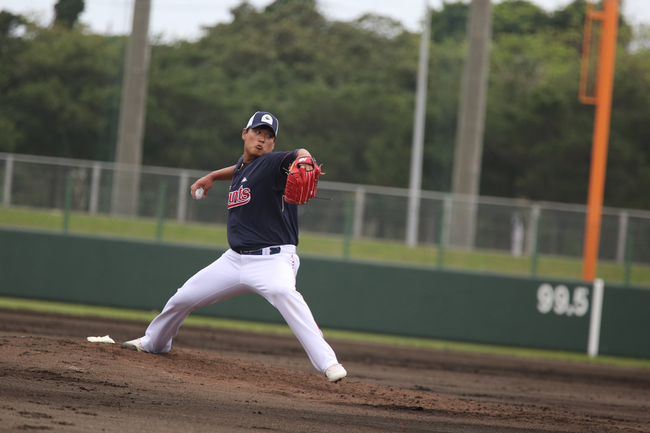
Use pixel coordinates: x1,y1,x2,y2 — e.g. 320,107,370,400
1,309,649,432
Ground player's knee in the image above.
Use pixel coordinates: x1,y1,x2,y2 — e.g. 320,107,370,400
165,291,197,312
264,284,293,302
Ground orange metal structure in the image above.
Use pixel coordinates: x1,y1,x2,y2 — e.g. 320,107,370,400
580,0,620,281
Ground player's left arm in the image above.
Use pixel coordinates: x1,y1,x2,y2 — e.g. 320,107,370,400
296,148,311,158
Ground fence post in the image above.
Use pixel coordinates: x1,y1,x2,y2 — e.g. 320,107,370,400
89,162,101,215
63,173,73,233
624,222,634,286
530,206,541,277
587,278,605,357
342,196,354,259
511,212,525,257
437,196,450,268
2,154,14,207
177,170,189,222
616,210,628,264
352,186,365,239
156,181,168,242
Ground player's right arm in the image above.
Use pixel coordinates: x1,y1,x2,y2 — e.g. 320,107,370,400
191,165,236,197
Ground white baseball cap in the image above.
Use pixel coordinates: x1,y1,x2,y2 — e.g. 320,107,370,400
245,111,279,137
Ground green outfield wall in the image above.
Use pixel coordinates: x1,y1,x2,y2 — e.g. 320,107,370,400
1,228,648,359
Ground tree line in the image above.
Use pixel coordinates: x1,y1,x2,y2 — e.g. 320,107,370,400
1,0,649,209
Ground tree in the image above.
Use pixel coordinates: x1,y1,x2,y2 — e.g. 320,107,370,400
143,0,419,186
0,10,23,38
481,31,592,201
2,0,650,210
0,24,124,159
601,47,650,209
430,1,469,43
0,11,28,152
492,0,551,35
54,0,85,30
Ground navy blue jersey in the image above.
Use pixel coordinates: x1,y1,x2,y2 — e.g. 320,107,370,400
227,150,299,251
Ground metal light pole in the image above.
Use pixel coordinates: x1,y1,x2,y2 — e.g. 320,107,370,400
406,4,432,247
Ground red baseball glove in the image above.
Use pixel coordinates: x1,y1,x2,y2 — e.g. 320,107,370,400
284,156,323,205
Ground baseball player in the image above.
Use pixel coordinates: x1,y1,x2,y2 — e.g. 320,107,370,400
123,111,347,383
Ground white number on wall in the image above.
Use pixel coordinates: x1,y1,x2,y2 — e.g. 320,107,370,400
537,284,589,317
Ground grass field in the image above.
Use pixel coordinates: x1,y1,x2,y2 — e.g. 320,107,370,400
1,206,649,286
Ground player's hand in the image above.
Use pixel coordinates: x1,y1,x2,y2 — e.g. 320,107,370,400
191,177,213,198
297,162,314,172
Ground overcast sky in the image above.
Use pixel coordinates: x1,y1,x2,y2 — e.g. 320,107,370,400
1,0,648,40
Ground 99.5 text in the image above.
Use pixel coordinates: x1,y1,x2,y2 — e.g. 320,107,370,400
536,284,590,317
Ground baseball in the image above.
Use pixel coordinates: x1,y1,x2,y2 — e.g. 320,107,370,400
194,187,204,200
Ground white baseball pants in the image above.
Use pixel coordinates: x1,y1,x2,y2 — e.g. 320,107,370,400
140,247,339,374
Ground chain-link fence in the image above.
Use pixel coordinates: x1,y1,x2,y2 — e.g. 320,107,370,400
2,152,650,269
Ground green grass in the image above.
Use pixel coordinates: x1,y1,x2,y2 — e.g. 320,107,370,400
1,206,649,286
1,295,649,369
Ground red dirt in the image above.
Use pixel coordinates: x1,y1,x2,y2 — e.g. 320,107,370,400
1,308,649,432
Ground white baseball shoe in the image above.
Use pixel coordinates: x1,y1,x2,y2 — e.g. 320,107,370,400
325,364,347,382
122,338,149,352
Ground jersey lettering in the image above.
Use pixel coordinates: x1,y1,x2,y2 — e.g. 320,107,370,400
228,186,251,209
